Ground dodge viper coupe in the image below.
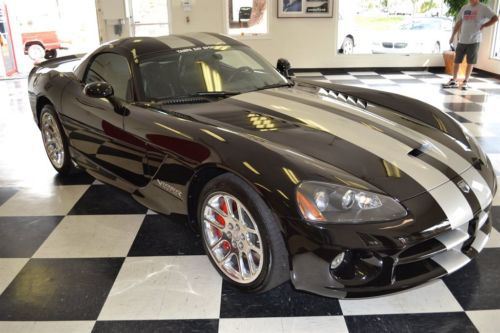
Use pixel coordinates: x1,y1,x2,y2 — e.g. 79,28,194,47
28,32,497,298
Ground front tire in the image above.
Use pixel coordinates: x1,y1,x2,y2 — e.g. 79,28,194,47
45,49,57,59
341,37,354,54
198,173,289,292
40,104,73,175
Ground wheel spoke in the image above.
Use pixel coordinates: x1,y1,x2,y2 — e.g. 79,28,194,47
246,250,257,275
208,203,227,218
202,192,264,285
204,218,224,231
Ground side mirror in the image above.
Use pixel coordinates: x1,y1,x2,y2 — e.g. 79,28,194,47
83,82,114,98
276,58,292,79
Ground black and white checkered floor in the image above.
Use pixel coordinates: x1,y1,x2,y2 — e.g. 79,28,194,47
1,70,499,333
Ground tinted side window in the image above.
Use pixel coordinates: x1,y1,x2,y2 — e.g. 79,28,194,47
85,53,132,101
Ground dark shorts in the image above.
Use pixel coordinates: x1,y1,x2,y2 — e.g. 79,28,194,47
455,43,480,65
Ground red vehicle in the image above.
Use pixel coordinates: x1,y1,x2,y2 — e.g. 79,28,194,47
22,31,61,60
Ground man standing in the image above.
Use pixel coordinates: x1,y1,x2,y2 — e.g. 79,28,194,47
442,0,498,90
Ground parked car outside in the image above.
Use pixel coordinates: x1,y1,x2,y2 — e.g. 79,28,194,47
371,17,453,54
22,31,64,60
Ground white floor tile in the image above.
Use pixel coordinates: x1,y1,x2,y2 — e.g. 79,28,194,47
462,123,496,138
467,310,500,333
98,256,222,320
359,79,395,85
487,156,500,176
218,316,349,333
0,258,28,294
339,280,463,315
485,228,500,248
0,321,94,333
381,74,414,79
324,75,356,81
33,215,144,258
0,185,89,216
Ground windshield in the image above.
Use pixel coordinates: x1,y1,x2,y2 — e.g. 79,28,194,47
139,45,288,101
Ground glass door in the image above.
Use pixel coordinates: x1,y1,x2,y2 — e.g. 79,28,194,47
129,0,170,37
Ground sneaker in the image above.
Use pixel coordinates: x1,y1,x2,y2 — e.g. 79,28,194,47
461,80,470,91
442,79,459,88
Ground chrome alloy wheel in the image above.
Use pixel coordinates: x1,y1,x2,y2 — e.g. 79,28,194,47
202,192,264,284
41,112,65,169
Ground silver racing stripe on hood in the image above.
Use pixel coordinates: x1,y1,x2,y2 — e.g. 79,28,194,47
232,91,474,229
267,88,492,212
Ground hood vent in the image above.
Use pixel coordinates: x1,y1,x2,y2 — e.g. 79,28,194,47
319,88,368,110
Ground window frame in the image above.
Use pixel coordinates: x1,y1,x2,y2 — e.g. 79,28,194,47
83,52,136,102
223,0,270,39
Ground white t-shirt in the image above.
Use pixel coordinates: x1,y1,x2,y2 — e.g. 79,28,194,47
458,3,496,44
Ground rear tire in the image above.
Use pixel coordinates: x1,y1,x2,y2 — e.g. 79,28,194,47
27,44,45,61
39,104,74,175
198,173,289,292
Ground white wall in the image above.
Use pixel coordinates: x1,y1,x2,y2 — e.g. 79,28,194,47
95,0,131,43
99,0,499,72
169,0,445,68
476,0,500,75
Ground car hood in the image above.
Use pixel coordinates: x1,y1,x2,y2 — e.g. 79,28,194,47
178,85,480,201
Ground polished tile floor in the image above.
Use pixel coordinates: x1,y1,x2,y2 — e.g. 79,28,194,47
0,70,499,333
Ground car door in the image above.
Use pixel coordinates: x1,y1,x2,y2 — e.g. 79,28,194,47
61,52,149,190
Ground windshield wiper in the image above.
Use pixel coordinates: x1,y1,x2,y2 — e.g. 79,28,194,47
255,82,294,91
193,91,241,97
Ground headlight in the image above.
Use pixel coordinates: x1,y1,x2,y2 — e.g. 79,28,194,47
296,181,407,223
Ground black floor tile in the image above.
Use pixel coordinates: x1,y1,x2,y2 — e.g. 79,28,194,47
220,281,342,318
0,258,124,320
344,313,478,333
328,80,364,85
128,214,204,256
351,74,382,79
53,171,95,185
444,103,485,112
409,74,441,79
463,94,488,103
69,185,147,215
92,320,219,333
0,216,63,258
447,112,471,123
444,248,500,310
0,187,18,206
491,206,500,232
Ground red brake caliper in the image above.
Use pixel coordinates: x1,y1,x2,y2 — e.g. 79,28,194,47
214,197,227,245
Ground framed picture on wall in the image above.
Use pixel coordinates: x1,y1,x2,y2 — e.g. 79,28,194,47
278,0,333,18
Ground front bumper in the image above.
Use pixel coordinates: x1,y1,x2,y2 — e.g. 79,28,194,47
288,207,492,298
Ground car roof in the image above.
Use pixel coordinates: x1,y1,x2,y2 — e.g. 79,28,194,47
103,32,245,57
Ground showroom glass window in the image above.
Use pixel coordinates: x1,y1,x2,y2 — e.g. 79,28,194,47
130,0,170,36
493,5,500,59
85,53,133,101
225,0,269,36
337,0,454,55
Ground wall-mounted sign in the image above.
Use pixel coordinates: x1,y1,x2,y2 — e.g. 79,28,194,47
277,0,332,18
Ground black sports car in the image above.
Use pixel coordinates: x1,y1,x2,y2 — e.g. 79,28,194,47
28,32,496,298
